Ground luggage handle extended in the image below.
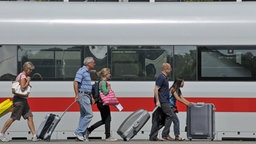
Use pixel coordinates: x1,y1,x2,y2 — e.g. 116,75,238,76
60,100,77,119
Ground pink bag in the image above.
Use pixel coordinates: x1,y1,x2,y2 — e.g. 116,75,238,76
100,89,119,105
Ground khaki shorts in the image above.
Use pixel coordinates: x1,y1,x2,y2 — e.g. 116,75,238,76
11,100,33,120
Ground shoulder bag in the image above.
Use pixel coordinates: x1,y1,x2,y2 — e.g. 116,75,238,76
12,81,31,96
100,89,119,105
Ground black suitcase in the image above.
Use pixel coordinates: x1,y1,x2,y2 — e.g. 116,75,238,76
117,109,150,141
186,102,215,141
36,101,76,141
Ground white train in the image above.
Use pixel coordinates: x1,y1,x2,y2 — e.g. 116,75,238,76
1,1,256,141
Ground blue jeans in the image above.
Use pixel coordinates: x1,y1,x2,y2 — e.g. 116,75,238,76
75,94,93,136
171,109,180,136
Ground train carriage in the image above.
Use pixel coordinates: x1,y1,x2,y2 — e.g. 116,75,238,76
1,1,256,140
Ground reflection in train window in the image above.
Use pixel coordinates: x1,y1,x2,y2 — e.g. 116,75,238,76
1,45,198,81
174,46,197,81
109,46,169,81
18,46,81,80
199,46,256,80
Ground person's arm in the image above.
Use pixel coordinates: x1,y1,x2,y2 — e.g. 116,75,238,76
180,96,191,106
20,75,30,91
154,86,160,107
172,88,191,106
73,81,79,101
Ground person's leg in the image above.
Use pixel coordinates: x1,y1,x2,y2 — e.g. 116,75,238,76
172,112,180,137
87,121,103,133
23,101,36,135
26,116,38,141
87,102,105,133
161,103,174,140
2,100,24,134
75,95,93,137
0,118,14,142
27,117,36,135
103,106,117,141
0,100,23,142
1,118,15,134
149,120,160,140
149,107,164,141
21,100,37,141
103,106,111,139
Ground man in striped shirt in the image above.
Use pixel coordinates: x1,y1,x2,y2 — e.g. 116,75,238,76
73,57,96,141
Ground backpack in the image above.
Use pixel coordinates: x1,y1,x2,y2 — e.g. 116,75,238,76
92,80,101,104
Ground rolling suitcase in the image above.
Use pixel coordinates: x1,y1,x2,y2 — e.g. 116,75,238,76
186,102,215,141
36,100,76,141
117,109,150,141
0,99,13,118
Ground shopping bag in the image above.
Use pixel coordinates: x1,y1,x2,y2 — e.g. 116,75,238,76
100,89,119,106
0,99,13,118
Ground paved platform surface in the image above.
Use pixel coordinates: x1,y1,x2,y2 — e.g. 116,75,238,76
3,140,256,144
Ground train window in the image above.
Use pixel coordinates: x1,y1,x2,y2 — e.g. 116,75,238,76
0,45,196,81
107,45,196,81
198,46,256,81
85,46,108,80
173,46,197,81
18,45,82,80
0,45,17,81
109,46,170,81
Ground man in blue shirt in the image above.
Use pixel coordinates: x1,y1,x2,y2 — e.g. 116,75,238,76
149,63,173,141
73,57,95,141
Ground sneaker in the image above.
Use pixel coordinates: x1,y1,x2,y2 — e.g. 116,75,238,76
73,133,84,141
105,136,117,141
175,136,184,141
31,135,38,142
0,133,9,142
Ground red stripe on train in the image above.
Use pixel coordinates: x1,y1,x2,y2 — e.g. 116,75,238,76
1,97,256,112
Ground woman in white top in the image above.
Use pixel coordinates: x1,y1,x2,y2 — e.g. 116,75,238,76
0,61,37,142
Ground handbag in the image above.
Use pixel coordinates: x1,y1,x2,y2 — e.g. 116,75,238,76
100,89,119,106
12,81,31,96
0,99,13,118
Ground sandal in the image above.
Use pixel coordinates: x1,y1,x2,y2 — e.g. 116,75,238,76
175,136,184,141
162,135,174,141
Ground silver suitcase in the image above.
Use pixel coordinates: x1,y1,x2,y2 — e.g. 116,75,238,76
36,101,76,141
117,109,150,141
36,113,61,141
186,103,215,141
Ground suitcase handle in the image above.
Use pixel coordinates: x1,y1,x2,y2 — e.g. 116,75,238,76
60,100,76,119
194,103,216,110
196,102,205,105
